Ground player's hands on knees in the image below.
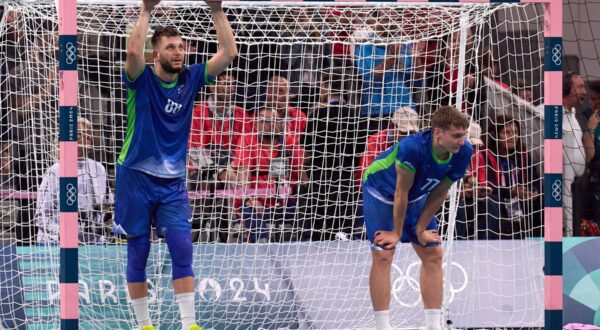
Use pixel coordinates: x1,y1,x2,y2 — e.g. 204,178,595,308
374,231,400,250
417,229,441,246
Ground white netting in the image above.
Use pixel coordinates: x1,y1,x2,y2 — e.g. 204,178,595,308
0,1,544,329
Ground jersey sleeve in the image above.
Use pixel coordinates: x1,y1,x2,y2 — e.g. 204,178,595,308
395,137,421,173
122,65,149,90
445,142,473,182
188,63,215,92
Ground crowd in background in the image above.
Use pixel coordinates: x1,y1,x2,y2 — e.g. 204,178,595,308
1,4,594,245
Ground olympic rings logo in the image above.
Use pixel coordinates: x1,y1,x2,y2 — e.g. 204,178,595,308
391,261,468,307
65,183,77,206
551,44,562,66
65,42,77,65
551,179,561,201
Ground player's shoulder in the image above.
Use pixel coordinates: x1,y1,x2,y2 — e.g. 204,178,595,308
400,130,428,150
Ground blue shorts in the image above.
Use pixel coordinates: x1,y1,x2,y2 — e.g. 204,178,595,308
362,187,438,249
113,165,192,237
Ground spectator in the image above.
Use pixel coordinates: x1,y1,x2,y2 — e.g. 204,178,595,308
562,72,588,235
454,123,501,239
582,80,600,224
188,72,253,243
482,115,542,238
301,70,358,239
278,9,332,109
232,108,307,243
322,7,354,66
265,76,307,143
356,107,419,188
35,118,112,244
354,8,415,119
479,47,510,90
512,79,534,103
188,72,253,187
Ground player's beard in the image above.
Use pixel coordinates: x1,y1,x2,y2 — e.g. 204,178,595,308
160,58,183,74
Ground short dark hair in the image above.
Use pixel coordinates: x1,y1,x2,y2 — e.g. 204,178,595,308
431,106,470,130
151,26,181,48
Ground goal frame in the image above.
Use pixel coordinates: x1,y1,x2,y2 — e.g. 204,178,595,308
51,0,563,329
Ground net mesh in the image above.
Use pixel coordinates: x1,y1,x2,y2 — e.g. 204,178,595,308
0,1,544,328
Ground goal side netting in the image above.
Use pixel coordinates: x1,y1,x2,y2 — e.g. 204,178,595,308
0,1,544,329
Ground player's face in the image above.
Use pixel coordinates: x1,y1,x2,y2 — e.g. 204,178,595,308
437,125,467,154
156,36,185,74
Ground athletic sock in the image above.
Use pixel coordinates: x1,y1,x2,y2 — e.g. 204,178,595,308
176,292,196,329
130,297,151,328
374,310,392,330
424,309,442,330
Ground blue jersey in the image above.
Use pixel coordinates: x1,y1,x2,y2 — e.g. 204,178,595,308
362,130,472,202
118,64,214,178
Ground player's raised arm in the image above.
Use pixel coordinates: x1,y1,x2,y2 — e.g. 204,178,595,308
125,0,160,80
206,1,238,77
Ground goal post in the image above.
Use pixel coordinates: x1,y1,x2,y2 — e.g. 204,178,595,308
0,0,562,328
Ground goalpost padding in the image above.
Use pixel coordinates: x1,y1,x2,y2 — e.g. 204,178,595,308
0,0,561,328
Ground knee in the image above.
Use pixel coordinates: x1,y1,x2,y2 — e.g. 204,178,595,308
422,248,443,267
372,251,394,268
127,233,151,283
166,229,194,280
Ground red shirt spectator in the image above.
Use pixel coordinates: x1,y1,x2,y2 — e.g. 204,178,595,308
188,73,254,176
265,75,307,142
232,109,305,208
189,99,253,150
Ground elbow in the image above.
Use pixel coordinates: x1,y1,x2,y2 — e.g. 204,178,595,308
226,47,238,62
217,47,238,64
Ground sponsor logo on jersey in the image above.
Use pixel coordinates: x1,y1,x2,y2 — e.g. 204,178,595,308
165,99,183,114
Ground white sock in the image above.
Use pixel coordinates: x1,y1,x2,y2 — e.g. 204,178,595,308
374,310,392,330
176,292,196,329
424,309,442,330
130,297,151,327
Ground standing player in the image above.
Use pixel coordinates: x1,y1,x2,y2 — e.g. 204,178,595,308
361,106,472,330
113,0,237,329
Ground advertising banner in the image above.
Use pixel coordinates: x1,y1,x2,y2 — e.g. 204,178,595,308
0,240,543,329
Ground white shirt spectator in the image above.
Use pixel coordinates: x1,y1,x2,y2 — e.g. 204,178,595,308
35,158,112,244
563,107,586,235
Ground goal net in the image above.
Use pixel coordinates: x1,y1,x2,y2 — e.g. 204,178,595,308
0,1,544,328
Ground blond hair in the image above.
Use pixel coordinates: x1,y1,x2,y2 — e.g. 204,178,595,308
431,106,469,130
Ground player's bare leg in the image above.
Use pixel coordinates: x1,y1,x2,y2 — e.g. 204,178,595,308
173,276,194,294
413,244,443,330
370,249,395,329
128,282,148,300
